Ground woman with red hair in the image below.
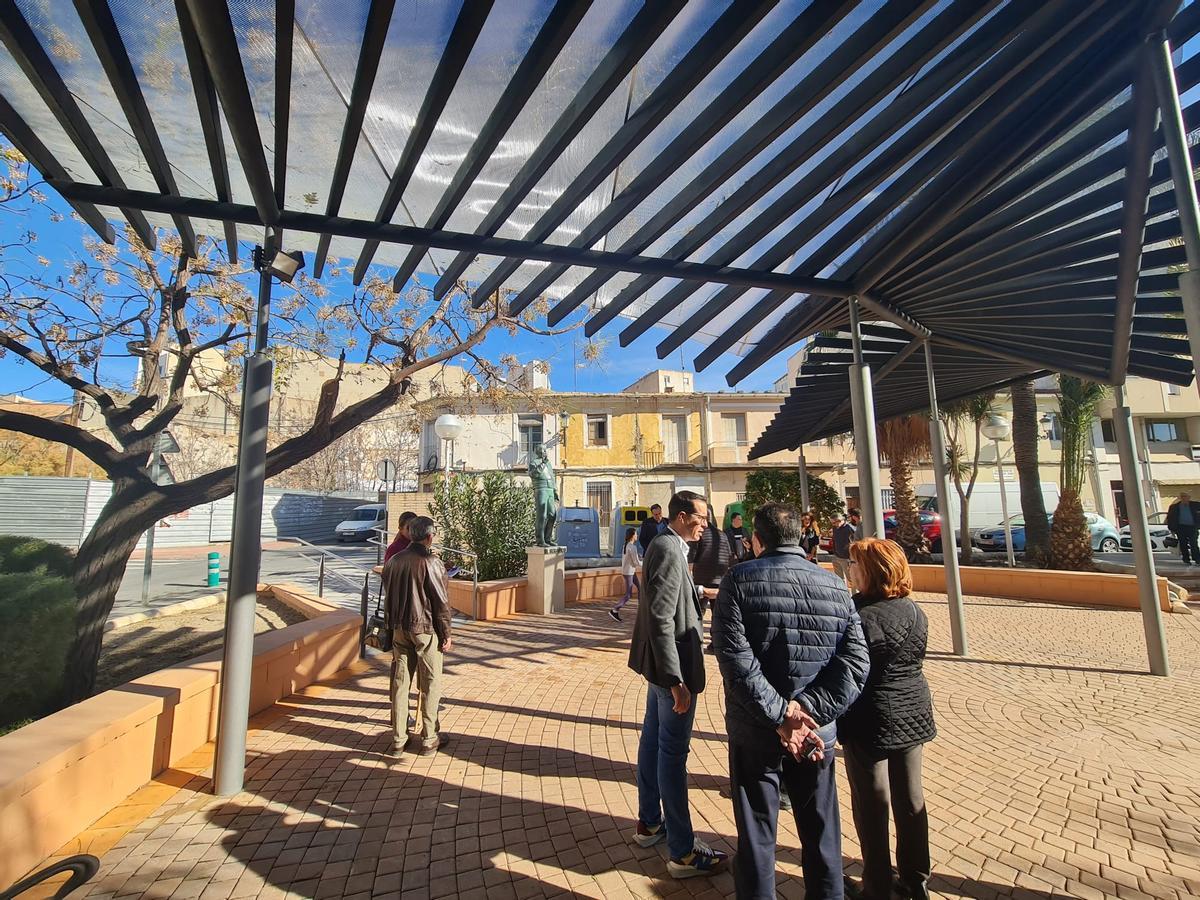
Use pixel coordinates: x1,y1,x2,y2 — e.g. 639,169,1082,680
839,538,936,900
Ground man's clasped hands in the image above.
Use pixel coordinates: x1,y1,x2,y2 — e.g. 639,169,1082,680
777,699,825,761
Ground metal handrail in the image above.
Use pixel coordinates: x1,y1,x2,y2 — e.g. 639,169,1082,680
267,537,377,597
369,527,480,621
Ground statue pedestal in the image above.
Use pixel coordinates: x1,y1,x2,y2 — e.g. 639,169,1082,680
526,546,566,615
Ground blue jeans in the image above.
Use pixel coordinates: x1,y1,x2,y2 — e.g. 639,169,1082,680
637,682,698,859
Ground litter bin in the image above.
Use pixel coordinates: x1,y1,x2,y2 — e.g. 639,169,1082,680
558,506,601,559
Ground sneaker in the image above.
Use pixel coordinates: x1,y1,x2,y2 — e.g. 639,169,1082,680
667,840,728,879
632,821,665,848
609,609,621,622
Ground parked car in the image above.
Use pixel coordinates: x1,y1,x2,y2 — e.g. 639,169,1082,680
882,509,943,553
975,513,1121,553
335,503,387,542
1119,512,1178,552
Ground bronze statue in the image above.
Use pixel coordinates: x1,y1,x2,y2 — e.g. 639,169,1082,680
528,446,559,547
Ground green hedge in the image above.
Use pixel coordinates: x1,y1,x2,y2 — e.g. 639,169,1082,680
0,534,74,576
0,537,76,732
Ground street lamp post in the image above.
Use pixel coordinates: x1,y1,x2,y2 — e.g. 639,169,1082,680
981,414,1015,567
434,413,464,519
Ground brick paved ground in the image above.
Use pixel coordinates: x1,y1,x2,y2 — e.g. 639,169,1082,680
38,592,1200,899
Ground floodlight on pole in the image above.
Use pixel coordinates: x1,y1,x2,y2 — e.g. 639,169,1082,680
253,245,306,283
981,414,1015,567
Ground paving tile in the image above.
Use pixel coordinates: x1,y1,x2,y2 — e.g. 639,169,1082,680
39,594,1200,900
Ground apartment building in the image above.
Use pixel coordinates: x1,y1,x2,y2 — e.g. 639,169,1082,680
415,366,853,545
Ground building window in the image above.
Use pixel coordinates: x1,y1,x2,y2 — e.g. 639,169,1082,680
1100,419,1116,444
1145,420,1181,443
1040,412,1061,442
663,415,688,463
721,413,747,446
586,414,608,447
517,417,543,464
587,482,612,528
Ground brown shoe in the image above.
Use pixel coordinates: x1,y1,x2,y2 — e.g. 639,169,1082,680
417,734,448,756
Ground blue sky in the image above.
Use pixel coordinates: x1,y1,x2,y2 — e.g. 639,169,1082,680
0,189,793,403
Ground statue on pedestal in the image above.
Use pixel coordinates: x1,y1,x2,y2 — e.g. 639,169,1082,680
528,446,559,548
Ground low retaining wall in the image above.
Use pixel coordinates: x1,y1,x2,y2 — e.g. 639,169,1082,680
820,561,1178,612
0,586,359,888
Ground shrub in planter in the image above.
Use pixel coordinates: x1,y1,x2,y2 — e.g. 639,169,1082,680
430,472,537,581
0,534,74,576
0,570,75,730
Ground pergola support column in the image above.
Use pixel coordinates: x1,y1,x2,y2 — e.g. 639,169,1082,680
214,228,277,795
798,446,811,513
1112,385,1170,676
923,340,968,656
1150,29,1200,395
848,298,884,538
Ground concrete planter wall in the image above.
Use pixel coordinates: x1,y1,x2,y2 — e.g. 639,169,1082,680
0,586,360,888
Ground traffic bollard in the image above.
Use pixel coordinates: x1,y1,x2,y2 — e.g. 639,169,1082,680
207,551,220,587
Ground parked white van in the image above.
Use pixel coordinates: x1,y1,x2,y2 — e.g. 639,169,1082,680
916,482,1059,542
335,503,387,542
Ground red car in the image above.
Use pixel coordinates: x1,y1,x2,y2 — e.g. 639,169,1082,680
818,509,943,553
883,508,942,552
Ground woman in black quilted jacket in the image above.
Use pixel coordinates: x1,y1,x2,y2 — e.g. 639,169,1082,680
838,538,936,900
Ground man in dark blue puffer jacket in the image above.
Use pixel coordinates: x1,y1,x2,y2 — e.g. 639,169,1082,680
712,502,870,900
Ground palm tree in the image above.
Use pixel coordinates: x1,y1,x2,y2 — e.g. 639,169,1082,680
877,415,932,561
941,392,996,566
1050,376,1107,570
1011,379,1051,566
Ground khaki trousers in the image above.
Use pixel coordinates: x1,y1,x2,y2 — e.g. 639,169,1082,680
832,556,853,590
390,630,443,748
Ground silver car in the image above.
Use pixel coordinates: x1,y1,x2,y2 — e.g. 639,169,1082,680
1119,512,1177,552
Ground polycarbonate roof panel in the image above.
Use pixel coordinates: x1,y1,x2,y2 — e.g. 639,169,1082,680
0,0,1195,405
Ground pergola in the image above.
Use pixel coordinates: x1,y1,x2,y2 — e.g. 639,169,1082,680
1,0,1196,791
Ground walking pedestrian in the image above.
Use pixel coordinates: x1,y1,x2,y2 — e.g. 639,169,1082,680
382,516,452,757
628,491,727,878
611,527,640,621
639,503,668,553
832,509,861,588
1167,492,1200,567
712,502,870,900
383,510,417,562
839,538,936,900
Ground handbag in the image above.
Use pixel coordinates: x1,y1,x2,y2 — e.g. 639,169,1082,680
363,578,393,653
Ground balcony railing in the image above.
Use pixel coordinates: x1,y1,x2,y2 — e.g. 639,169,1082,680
709,440,751,465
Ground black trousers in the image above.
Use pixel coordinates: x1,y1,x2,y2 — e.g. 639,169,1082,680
1176,525,1199,564
729,739,843,900
842,741,930,900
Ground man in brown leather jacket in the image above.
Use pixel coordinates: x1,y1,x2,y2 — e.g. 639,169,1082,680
382,515,452,756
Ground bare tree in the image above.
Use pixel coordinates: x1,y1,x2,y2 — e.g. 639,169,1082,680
0,149,573,702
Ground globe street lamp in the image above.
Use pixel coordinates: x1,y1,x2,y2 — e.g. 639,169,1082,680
981,413,1015,567
434,413,464,487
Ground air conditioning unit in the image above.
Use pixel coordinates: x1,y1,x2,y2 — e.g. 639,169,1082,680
1190,445,1200,462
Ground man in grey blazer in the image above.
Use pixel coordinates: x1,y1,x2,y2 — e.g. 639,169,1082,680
628,490,727,879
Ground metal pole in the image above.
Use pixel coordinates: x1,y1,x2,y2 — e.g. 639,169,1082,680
214,229,276,796
1112,384,1170,676
995,440,1015,568
318,555,325,598
924,341,967,656
798,447,811,513
1150,31,1200,395
848,298,884,538
140,442,161,605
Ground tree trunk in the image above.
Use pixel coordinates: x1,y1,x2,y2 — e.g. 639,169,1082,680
958,495,974,567
891,458,929,562
62,482,161,702
1050,489,1093,570
1011,379,1050,566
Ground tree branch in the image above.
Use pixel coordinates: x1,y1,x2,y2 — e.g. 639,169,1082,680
0,408,137,478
